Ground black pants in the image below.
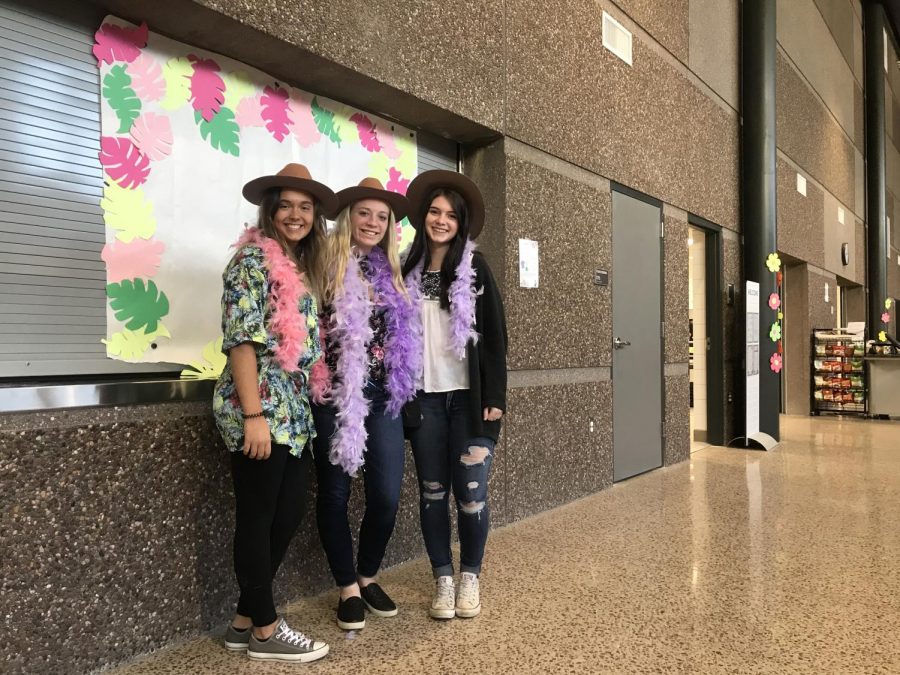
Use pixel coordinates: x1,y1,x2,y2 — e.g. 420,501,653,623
231,444,311,627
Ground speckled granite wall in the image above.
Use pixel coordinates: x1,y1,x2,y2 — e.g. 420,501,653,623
776,51,858,212
613,0,689,63
664,209,689,365
503,382,613,521
502,150,612,370
777,158,826,269
784,263,810,415
664,372,690,465
688,0,739,110
0,403,457,673
505,0,739,231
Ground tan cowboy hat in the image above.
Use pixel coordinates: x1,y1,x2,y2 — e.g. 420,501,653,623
333,177,410,221
405,169,486,239
242,163,338,214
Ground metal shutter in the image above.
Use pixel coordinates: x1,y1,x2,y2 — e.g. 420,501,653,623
0,0,459,381
0,0,180,378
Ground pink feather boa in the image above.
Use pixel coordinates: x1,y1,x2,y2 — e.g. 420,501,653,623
232,227,309,372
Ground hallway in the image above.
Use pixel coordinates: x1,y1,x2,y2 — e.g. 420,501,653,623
106,416,900,674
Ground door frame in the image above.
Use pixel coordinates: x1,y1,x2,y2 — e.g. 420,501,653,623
610,182,664,479
688,213,725,446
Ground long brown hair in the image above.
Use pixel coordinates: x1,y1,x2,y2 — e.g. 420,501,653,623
257,187,328,302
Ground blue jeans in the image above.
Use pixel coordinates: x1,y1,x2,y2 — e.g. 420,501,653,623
311,385,405,587
408,389,494,577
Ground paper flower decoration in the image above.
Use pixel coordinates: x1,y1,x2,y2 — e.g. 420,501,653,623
778,311,784,320
770,353,783,373
769,322,782,341
886,298,893,310
768,293,781,310
882,312,891,324
879,330,888,343
766,253,781,273
776,271,783,285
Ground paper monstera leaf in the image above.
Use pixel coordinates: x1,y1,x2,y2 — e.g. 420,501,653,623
180,338,227,380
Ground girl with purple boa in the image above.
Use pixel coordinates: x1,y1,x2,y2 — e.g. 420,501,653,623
308,177,419,631
401,170,508,622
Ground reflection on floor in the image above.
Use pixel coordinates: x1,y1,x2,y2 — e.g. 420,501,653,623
690,440,710,454
107,415,900,674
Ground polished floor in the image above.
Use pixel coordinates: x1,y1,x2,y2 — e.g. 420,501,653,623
106,416,900,674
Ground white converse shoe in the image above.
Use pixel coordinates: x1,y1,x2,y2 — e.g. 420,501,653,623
456,572,481,618
429,576,455,619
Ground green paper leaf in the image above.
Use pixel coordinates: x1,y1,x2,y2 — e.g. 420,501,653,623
311,97,341,146
195,107,240,156
107,278,170,332
103,64,141,134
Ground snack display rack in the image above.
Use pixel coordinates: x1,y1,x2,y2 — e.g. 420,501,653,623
811,328,866,416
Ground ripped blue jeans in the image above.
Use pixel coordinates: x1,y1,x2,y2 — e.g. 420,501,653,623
408,389,494,577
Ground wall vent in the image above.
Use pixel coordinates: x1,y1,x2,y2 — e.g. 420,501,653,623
602,11,633,66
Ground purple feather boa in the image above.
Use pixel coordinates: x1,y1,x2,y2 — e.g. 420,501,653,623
324,246,421,475
406,238,479,359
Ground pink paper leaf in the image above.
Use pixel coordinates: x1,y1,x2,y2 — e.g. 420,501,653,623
350,112,381,152
261,85,291,142
385,167,410,195
288,92,321,147
99,136,150,188
235,96,264,128
127,53,165,101
102,239,167,283
375,123,402,160
93,22,148,65
130,113,173,161
187,54,225,123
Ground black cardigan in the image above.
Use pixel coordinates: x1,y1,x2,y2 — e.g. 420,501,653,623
405,251,508,443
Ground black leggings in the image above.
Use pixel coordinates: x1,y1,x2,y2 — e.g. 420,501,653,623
231,444,311,626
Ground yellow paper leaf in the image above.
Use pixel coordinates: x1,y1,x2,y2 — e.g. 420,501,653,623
367,152,391,182
102,323,171,361
100,180,156,242
335,104,359,146
394,131,417,178
180,337,227,380
160,56,192,111
222,70,255,109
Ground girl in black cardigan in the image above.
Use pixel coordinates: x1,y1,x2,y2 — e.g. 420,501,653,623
402,170,508,620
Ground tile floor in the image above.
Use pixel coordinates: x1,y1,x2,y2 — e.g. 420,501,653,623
103,415,900,674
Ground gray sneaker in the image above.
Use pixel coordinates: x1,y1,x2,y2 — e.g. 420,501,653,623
224,624,251,651
247,618,329,662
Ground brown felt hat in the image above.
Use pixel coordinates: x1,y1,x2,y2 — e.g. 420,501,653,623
242,163,338,214
333,177,410,221
405,170,485,239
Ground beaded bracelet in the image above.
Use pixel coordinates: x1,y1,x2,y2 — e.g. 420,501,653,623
242,410,265,419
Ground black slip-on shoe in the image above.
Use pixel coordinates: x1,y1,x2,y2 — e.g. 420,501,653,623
360,582,398,617
337,596,366,630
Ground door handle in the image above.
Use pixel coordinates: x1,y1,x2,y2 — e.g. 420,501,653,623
613,337,631,349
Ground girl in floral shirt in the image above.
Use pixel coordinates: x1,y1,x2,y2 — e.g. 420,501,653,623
309,177,420,631
213,164,335,663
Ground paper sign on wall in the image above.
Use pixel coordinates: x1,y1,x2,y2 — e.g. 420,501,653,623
519,239,539,288
745,281,760,443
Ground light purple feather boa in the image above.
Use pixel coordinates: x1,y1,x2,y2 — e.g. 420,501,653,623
320,246,421,475
405,238,479,359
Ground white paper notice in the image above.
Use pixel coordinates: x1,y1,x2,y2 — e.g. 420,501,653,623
519,239,539,288
745,281,760,444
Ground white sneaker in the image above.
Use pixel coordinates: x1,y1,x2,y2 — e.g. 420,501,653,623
456,572,481,618
429,576,455,619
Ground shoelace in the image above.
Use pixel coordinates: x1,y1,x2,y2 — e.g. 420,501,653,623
276,622,313,649
458,574,479,604
436,579,455,606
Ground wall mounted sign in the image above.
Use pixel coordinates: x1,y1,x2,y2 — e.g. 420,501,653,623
518,239,539,288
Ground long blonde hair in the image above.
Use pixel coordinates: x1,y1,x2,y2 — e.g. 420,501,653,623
323,201,407,305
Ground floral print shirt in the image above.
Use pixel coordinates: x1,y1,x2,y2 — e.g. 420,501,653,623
213,245,321,458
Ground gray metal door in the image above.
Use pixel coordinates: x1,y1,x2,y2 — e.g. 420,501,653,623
612,190,663,481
